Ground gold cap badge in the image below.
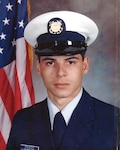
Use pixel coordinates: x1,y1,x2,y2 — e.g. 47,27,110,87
48,18,65,34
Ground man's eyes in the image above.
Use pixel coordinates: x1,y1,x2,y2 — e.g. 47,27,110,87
67,60,74,64
43,59,77,66
46,60,75,65
46,61,54,66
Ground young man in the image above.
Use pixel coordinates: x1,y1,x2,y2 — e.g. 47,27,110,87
6,11,119,150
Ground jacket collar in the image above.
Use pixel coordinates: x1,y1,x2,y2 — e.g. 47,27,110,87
60,89,96,149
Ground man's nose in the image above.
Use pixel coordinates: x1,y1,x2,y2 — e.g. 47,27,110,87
56,64,67,77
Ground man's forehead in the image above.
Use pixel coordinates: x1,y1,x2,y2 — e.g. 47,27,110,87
40,54,82,60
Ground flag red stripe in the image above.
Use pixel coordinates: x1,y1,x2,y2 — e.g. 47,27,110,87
0,98,11,143
14,65,22,110
0,68,17,120
0,133,6,149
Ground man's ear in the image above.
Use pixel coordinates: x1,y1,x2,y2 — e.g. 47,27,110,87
83,56,90,74
36,60,41,76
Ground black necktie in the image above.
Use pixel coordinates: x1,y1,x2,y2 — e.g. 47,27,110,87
53,112,66,147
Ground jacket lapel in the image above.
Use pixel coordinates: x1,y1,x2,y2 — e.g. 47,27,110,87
60,89,96,149
30,100,55,149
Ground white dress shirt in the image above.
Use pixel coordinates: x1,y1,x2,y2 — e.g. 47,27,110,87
47,88,83,130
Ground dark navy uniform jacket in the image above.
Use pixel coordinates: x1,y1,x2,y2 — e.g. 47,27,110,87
6,89,120,150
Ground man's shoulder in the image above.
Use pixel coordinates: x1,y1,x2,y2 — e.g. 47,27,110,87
92,96,119,111
13,99,47,120
83,89,120,114
83,88,118,106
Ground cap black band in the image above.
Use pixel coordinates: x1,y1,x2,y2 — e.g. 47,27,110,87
35,31,87,56
35,41,87,56
36,40,86,50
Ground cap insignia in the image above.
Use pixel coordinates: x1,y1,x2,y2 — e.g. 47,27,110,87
48,18,65,34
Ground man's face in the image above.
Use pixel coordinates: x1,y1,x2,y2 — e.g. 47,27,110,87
36,54,89,105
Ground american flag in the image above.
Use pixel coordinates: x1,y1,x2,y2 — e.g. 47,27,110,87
0,0,35,149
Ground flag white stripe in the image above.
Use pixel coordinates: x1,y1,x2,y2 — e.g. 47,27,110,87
0,97,11,144
4,61,15,94
16,38,31,108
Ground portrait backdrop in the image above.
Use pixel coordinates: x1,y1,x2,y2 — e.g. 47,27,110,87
30,0,120,107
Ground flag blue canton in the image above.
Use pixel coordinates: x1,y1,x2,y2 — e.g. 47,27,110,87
0,0,28,68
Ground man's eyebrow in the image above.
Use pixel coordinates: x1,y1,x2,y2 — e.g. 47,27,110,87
65,56,79,60
41,57,55,61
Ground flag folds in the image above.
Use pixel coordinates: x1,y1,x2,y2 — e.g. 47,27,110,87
0,0,35,149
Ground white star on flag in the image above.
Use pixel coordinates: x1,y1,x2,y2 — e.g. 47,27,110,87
0,47,4,54
12,39,16,46
6,3,13,11
3,17,10,25
18,0,22,4
0,33,6,40
18,20,24,28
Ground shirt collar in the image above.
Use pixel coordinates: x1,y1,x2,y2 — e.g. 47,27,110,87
47,87,83,130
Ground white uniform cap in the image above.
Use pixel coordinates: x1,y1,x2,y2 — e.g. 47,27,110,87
24,11,99,56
